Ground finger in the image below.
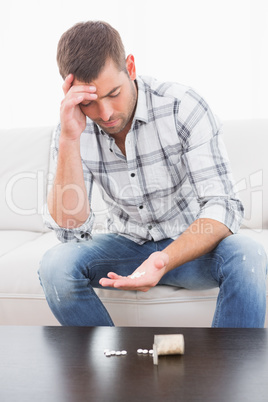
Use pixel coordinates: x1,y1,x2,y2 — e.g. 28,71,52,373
154,252,169,269
154,258,165,269
107,272,123,279
60,94,85,113
61,90,98,111
113,279,150,292
99,276,150,292
99,275,132,288
62,74,74,96
99,278,118,287
113,276,140,288
61,92,96,113
99,272,124,287
69,84,97,95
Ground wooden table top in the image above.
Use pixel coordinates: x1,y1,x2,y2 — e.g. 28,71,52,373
0,326,267,401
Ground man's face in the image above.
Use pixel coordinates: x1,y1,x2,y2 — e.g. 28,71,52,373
73,58,137,136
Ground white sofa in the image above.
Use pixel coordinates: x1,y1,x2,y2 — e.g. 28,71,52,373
0,120,267,327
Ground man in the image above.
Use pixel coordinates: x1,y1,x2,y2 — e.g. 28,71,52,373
39,21,267,327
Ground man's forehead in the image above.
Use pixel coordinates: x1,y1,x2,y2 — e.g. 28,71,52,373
72,58,126,92
73,74,124,98
72,77,96,87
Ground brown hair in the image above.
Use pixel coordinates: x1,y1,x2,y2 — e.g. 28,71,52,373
57,21,127,82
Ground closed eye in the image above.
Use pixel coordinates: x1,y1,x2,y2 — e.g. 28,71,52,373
109,91,120,98
80,101,92,108
80,87,121,107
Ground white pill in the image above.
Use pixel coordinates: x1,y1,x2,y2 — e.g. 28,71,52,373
129,271,146,279
104,349,110,354
149,349,154,354
105,352,111,357
116,351,122,356
137,349,143,353
143,349,149,354
121,350,127,355
110,350,116,355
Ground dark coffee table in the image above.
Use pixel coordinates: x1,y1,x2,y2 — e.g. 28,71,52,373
0,326,267,401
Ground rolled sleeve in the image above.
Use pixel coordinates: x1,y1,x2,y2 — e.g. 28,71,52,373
43,206,95,242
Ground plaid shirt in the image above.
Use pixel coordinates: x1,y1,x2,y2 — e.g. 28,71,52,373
44,75,244,244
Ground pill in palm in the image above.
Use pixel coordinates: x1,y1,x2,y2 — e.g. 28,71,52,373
129,271,146,279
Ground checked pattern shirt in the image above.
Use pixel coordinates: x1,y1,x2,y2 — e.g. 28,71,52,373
44,75,244,243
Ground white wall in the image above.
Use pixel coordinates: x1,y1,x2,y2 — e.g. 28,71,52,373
0,0,267,128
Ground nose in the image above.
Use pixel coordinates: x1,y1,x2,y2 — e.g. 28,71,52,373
98,101,113,122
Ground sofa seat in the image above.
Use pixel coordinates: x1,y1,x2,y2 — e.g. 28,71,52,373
0,232,59,325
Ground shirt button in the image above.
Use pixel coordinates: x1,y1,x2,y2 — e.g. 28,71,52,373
109,148,113,152
148,225,153,230
81,234,85,238
130,173,135,177
139,205,143,209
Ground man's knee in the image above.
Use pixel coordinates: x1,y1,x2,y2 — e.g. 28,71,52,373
39,243,85,284
220,234,267,277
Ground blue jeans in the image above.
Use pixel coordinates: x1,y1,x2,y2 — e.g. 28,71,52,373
38,233,267,327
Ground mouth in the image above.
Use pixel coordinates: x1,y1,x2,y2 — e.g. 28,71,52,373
100,119,120,128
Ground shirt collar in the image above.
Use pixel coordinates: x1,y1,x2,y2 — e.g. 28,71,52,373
134,76,149,124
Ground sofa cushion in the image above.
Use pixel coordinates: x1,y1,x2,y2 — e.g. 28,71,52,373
0,231,43,257
0,126,54,232
0,232,59,296
223,120,268,230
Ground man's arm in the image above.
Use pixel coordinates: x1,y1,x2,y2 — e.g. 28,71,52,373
163,218,231,271
48,74,97,228
47,138,90,228
99,218,231,291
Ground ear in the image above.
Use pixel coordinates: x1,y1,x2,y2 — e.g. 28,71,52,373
126,54,136,80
